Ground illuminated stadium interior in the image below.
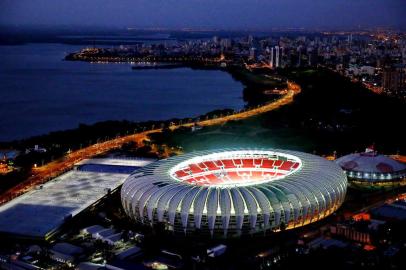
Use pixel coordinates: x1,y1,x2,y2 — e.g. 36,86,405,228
169,150,302,187
121,148,347,238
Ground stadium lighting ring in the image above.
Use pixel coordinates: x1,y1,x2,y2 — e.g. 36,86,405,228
121,148,347,238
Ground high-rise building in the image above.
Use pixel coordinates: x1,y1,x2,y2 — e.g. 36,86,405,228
280,47,284,67
382,64,405,94
308,48,319,66
275,46,280,68
220,38,231,50
297,50,302,67
249,47,256,60
269,46,283,68
248,35,254,45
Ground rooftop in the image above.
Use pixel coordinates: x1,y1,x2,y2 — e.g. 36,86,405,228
336,152,406,174
0,158,152,239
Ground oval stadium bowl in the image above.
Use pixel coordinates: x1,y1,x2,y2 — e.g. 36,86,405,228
121,148,348,238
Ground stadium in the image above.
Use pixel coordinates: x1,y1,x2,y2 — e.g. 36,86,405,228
335,149,406,189
121,149,347,238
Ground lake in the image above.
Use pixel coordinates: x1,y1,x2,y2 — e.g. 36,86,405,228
0,43,244,142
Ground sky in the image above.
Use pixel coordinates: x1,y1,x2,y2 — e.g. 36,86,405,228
0,0,405,30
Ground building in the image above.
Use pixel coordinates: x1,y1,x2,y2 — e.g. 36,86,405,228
76,262,127,270
331,224,372,244
307,236,348,250
269,46,283,68
82,225,124,245
0,158,153,240
50,242,84,265
115,246,143,260
220,39,231,50
371,200,406,221
275,46,280,68
81,225,105,236
121,148,347,238
249,47,256,60
270,47,274,68
382,64,405,94
335,149,406,189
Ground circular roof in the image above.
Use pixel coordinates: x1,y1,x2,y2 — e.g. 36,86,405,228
335,152,406,174
121,148,348,237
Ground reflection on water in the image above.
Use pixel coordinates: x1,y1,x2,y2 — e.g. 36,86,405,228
0,43,244,141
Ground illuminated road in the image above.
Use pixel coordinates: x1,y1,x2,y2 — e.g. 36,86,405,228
0,82,301,205
173,81,300,129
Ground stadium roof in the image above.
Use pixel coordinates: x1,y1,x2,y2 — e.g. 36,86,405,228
122,148,347,237
336,152,406,174
77,158,155,167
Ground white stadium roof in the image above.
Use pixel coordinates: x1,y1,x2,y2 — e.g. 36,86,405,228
121,148,348,238
335,151,406,183
76,158,155,167
335,152,406,174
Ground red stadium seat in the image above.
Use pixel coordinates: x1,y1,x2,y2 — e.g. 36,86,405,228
242,159,255,168
189,164,204,174
262,159,275,169
274,160,283,167
227,172,240,181
178,157,298,186
206,174,223,184
203,161,219,171
185,178,197,184
197,162,207,170
233,159,243,167
254,159,263,166
175,170,189,178
222,159,235,169
205,174,217,180
214,160,224,168
279,161,293,171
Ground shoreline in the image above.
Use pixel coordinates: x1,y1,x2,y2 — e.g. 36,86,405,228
0,82,301,205
1,54,285,145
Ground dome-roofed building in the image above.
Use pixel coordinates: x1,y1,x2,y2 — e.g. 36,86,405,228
121,148,347,238
335,147,406,189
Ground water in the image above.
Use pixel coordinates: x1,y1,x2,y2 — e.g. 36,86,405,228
0,43,244,142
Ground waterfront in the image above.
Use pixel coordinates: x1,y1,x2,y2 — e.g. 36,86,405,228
0,43,244,142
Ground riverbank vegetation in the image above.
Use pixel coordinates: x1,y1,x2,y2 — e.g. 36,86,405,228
148,68,406,156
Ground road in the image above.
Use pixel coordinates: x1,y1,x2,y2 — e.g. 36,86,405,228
0,82,301,205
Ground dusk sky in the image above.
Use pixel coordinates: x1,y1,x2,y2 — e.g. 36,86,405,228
1,0,405,30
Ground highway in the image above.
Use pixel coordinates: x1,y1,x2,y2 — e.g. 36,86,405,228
0,82,301,205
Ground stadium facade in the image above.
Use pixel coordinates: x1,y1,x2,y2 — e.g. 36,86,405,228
121,149,347,237
335,149,406,189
